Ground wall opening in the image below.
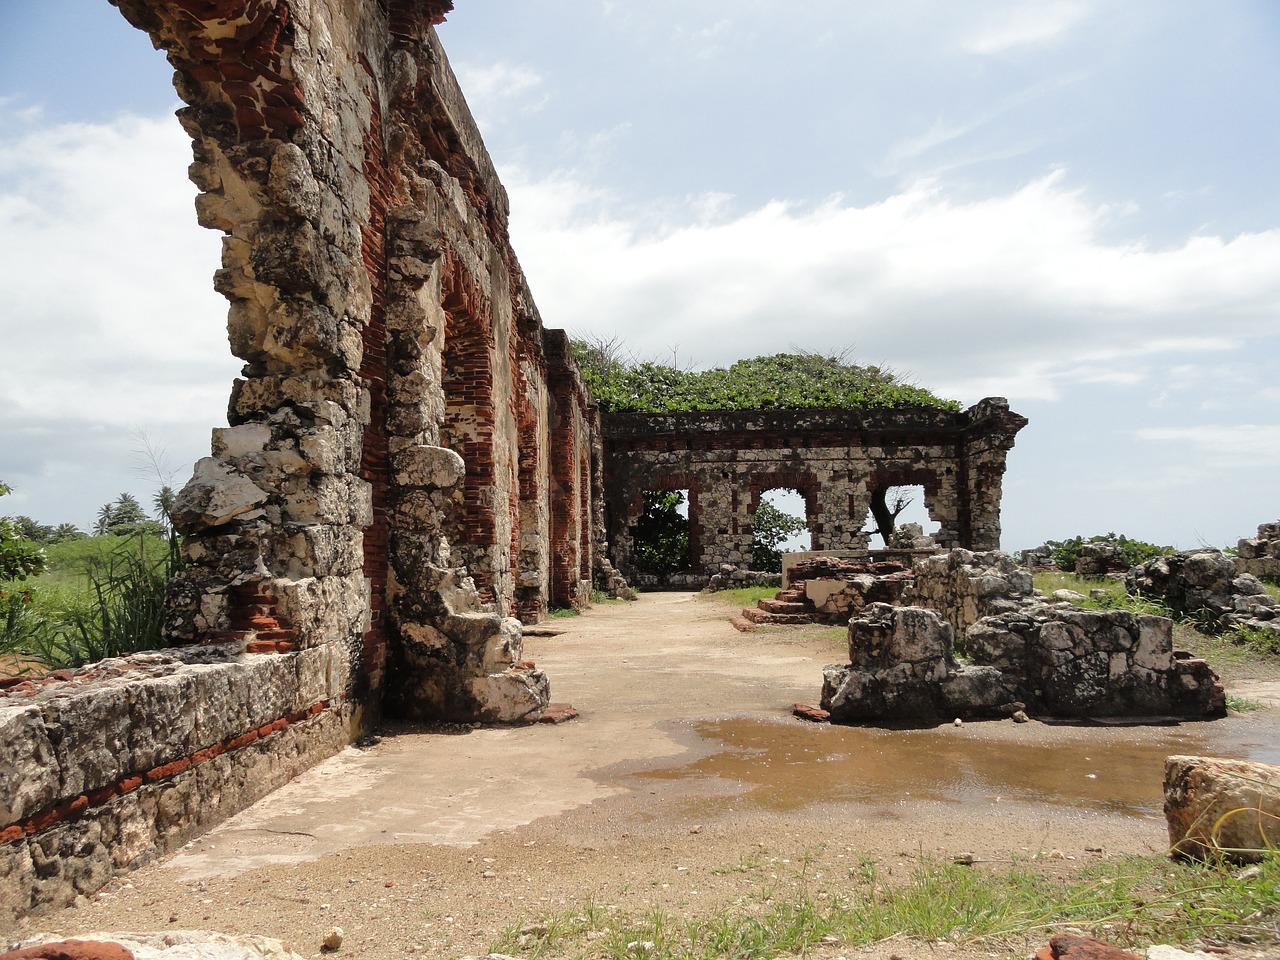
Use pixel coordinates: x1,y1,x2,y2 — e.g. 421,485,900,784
751,488,809,571
865,484,939,548
630,488,691,577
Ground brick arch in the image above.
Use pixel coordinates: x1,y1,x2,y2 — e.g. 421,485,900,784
439,256,500,604
747,471,820,519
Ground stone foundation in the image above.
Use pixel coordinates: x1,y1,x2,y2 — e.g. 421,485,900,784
820,550,1225,723
0,647,352,925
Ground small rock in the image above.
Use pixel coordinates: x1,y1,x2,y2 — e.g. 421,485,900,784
1012,710,1029,723
951,852,975,866
322,927,344,951
481,870,497,879
953,718,963,727
793,702,830,722
1036,934,1140,960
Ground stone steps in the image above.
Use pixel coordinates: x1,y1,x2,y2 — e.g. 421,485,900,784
739,607,817,625
757,597,810,615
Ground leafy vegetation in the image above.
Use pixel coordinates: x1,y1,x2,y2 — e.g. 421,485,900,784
572,344,961,414
751,499,807,572
1225,624,1280,657
1043,532,1174,573
0,483,47,585
631,490,691,578
2,532,181,672
2,482,182,674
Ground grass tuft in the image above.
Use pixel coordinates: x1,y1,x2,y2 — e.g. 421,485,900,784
487,854,1280,959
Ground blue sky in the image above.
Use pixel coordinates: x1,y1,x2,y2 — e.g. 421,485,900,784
1,1,1277,551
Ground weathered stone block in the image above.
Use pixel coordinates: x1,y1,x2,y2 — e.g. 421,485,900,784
172,458,269,531
392,444,465,489
0,705,59,824
242,653,304,728
127,671,201,773
1165,755,1280,862
466,668,550,724
41,683,133,798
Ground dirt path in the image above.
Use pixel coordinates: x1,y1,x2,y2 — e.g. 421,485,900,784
15,593,1280,958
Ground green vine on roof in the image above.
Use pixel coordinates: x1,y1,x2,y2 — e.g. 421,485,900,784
571,341,961,414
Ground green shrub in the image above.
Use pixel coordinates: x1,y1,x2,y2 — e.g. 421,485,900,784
1,532,182,672
572,346,961,414
631,490,691,577
1043,532,1174,573
751,499,807,572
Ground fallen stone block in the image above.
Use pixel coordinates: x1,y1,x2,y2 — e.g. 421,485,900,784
1164,755,1280,862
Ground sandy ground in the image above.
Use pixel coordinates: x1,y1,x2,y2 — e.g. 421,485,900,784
12,592,1280,959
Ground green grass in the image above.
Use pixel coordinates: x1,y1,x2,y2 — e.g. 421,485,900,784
1225,624,1280,657
1032,572,1175,617
548,606,582,619
1225,692,1263,713
489,854,1280,959
2,532,179,672
698,585,779,608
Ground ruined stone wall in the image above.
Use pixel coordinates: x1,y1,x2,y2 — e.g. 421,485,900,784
0,0,615,921
1236,521,1280,582
0,646,350,925
601,400,1026,585
105,0,600,725
817,551,1224,723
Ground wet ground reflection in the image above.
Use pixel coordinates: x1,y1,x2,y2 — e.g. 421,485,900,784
631,715,1280,817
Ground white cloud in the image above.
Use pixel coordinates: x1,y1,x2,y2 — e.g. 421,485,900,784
0,108,237,524
453,61,548,129
1134,425,1280,466
961,1,1092,55
504,166,1280,405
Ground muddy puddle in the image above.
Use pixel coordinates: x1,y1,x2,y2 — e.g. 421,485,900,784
623,713,1280,819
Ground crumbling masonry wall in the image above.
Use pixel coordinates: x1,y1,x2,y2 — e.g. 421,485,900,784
1,0,610,924
109,0,602,724
602,399,1026,585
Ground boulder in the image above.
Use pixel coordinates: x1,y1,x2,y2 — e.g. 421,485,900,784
1164,755,1280,862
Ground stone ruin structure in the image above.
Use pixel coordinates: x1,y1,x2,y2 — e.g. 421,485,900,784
602,401,1027,588
1,0,606,922
0,0,1030,924
818,550,1225,722
1235,521,1280,582
1127,541,1279,639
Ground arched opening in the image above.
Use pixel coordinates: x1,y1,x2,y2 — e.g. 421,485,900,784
751,488,809,571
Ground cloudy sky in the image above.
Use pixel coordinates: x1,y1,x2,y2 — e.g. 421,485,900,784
1,1,1277,551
